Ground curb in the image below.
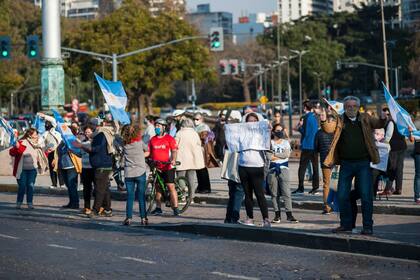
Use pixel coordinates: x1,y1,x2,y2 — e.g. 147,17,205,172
147,223,420,261
1,184,419,216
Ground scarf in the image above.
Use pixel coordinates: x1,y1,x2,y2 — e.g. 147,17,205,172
93,126,115,154
25,138,48,174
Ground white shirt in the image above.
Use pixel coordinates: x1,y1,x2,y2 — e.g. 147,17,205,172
270,140,290,168
238,150,264,168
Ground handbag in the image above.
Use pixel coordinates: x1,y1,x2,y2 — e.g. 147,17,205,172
221,150,240,183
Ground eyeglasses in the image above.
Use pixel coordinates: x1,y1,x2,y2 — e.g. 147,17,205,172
194,118,201,121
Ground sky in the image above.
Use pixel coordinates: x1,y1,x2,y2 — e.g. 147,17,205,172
186,0,278,22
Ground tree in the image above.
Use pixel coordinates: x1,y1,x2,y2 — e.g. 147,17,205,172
63,0,212,121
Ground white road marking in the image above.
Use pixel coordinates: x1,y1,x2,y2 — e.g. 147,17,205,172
0,233,19,240
211,271,260,280
120,256,156,264
47,244,76,250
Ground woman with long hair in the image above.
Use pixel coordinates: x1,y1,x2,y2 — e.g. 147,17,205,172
9,128,48,209
121,124,149,225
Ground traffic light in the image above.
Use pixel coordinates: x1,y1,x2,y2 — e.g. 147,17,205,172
26,35,39,59
219,59,230,75
0,36,11,59
239,60,246,73
210,27,224,52
229,59,239,75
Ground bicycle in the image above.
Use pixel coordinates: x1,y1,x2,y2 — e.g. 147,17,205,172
145,160,192,214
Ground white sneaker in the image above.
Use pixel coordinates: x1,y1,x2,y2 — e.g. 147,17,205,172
49,185,57,189
59,185,66,189
239,218,255,226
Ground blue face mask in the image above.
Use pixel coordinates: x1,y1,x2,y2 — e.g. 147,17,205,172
155,127,161,135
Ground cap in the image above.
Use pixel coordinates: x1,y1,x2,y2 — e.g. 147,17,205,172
155,118,167,126
172,109,185,117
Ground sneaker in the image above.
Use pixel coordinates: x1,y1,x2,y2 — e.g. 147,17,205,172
122,218,132,226
49,185,57,189
150,208,163,216
82,208,92,215
98,207,105,215
322,209,332,215
104,210,112,217
173,208,180,216
308,188,320,195
351,228,360,234
263,218,271,228
361,228,373,235
239,218,255,226
292,188,304,195
27,204,34,210
271,216,281,223
141,218,149,225
16,203,22,209
392,190,401,195
286,216,299,223
332,226,352,234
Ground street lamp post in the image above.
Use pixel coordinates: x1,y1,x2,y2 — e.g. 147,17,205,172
380,0,389,89
290,49,309,116
277,0,282,107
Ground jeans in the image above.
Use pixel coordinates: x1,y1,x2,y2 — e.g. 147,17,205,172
414,154,420,201
337,160,373,230
81,168,95,209
268,168,292,213
125,173,147,219
17,169,37,204
61,168,79,208
238,166,269,220
298,150,319,190
225,180,244,223
93,169,112,212
48,152,64,187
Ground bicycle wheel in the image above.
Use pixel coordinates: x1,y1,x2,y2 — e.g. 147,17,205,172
145,179,156,213
175,176,192,213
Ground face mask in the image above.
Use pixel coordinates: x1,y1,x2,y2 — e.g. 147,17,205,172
194,120,201,126
345,108,358,119
155,127,161,135
273,131,284,139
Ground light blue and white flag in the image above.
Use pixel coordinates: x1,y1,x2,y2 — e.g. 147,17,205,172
56,122,81,154
0,117,16,147
94,73,130,125
383,82,420,138
51,108,65,124
33,115,46,134
326,100,344,115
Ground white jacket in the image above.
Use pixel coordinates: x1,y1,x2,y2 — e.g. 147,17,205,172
175,127,205,171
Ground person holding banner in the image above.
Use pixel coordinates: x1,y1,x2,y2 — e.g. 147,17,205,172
9,128,48,209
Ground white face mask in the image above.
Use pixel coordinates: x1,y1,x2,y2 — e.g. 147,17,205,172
194,119,201,126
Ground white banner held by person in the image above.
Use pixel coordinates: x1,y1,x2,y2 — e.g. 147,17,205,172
225,121,270,152
370,142,390,172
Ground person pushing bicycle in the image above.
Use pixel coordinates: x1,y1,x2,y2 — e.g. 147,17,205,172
148,119,180,216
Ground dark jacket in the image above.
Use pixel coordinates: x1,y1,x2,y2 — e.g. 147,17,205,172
315,130,334,168
89,132,113,169
386,120,407,151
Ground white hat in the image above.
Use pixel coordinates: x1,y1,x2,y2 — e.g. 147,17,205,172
172,109,185,117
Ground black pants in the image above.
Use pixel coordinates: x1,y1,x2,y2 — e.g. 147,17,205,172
48,152,63,187
238,166,269,220
298,150,319,190
385,150,405,192
196,167,211,192
93,169,112,212
82,168,95,209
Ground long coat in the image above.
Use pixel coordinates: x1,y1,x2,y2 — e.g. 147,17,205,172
175,127,205,171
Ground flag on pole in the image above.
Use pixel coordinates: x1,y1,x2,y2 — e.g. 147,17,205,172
0,117,16,147
33,115,46,134
51,108,65,124
94,73,130,125
383,82,420,138
325,100,344,115
56,122,81,154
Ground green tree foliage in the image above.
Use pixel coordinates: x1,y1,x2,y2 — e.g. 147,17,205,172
64,0,212,120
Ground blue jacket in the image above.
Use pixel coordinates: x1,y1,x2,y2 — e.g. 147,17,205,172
89,132,113,169
299,112,319,151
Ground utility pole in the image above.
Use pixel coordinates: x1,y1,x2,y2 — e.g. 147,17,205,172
291,49,309,116
380,0,389,89
277,0,282,106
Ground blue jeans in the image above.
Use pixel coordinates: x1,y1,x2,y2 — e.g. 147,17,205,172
337,160,373,230
61,168,79,207
225,180,244,223
125,173,147,219
414,154,420,201
17,169,37,204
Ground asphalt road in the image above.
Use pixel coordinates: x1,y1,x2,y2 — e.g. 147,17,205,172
0,203,419,279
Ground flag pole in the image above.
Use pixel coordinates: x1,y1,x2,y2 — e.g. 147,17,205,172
380,0,389,89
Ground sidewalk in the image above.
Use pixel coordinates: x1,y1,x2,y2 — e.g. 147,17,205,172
0,159,418,215
0,192,418,261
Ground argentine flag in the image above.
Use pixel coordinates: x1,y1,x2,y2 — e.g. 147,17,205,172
0,117,16,147
56,122,81,154
94,73,130,125
383,82,420,138
325,100,344,115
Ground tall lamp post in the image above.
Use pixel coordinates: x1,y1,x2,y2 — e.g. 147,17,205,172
290,49,309,116
277,0,282,106
280,55,297,136
380,0,389,89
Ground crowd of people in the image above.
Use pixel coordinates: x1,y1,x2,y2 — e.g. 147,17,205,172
8,96,420,235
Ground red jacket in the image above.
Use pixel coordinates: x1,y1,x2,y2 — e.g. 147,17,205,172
9,140,27,178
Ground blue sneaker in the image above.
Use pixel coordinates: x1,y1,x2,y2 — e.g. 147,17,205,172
173,208,180,216
151,208,162,216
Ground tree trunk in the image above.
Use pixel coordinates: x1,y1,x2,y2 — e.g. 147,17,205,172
145,94,153,115
137,94,145,124
243,80,252,103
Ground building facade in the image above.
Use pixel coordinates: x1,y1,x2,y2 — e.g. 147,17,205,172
186,4,233,35
402,0,420,29
233,13,277,45
278,0,334,23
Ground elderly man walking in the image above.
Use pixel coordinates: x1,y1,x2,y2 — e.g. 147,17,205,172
324,96,386,235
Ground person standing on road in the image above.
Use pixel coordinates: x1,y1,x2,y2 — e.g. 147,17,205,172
382,107,408,195
324,96,386,235
238,112,270,227
37,113,63,189
78,125,95,215
148,119,180,216
268,123,298,223
121,124,150,226
293,101,320,195
9,128,48,209
315,111,336,214
175,118,204,195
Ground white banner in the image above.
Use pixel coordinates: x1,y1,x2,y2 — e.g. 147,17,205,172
370,142,390,172
225,121,271,152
